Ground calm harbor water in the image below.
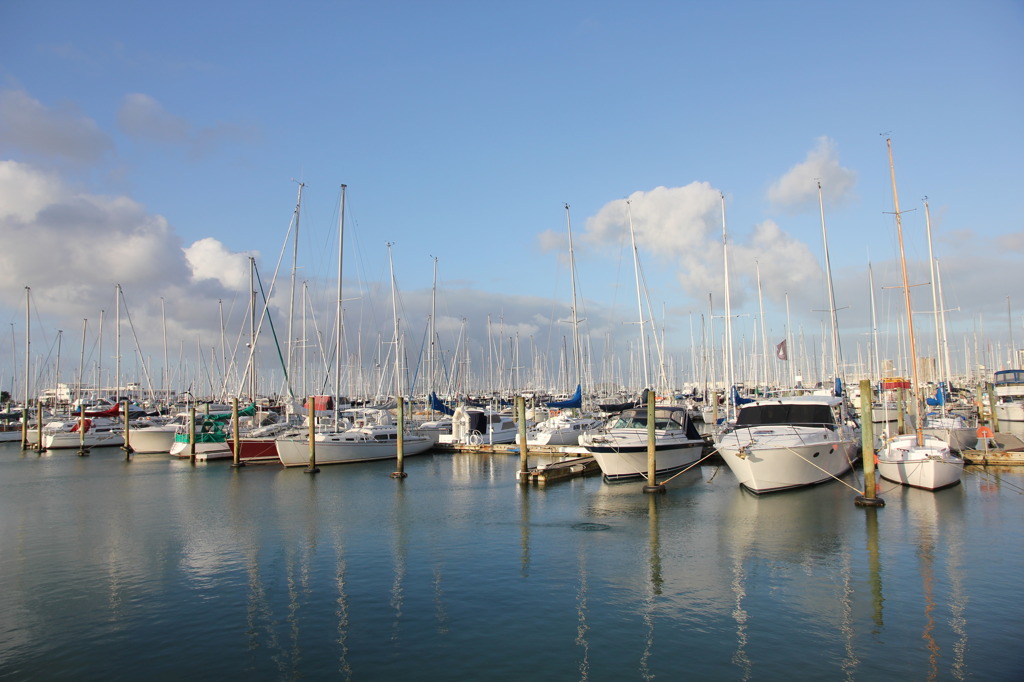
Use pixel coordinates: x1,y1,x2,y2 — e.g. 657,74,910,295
1,442,1021,681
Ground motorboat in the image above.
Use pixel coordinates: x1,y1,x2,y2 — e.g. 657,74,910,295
715,395,859,493
579,405,704,481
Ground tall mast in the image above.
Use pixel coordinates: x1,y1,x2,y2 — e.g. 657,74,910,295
887,137,924,446
627,200,650,389
334,184,346,426
924,198,943,385
755,260,769,393
115,283,121,401
721,193,735,420
161,297,168,406
430,256,438,398
818,181,842,392
286,181,304,400
78,319,87,406
565,203,582,395
868,262,881,381
388,243,402,400
23,287,30,410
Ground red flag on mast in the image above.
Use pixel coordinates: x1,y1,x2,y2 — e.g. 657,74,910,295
776,339,788,361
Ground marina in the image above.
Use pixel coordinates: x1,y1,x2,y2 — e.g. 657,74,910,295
1,440,1021,680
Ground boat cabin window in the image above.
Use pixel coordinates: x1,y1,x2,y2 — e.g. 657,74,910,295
735,404,836,428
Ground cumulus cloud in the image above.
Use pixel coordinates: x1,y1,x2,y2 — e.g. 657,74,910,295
0,160,262,360
767,137,857,210
185,237,255,291
0,89,113,163
580,183,823,309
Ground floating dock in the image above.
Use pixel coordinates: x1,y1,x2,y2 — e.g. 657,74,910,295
962,432,1024,466
516,455,601,484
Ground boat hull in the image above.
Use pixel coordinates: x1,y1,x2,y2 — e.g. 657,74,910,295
44,430,124,450
275,434,433,467
877,434,963,490
717,429,857,493
127,426,177,454
169,440,233,460
581,436,704,481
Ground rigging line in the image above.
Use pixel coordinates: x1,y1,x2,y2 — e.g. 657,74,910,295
657,449,719,486
775,444,864,493
118,289,158,401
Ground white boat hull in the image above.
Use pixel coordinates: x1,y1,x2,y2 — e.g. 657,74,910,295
126,426,177,454
44,430,124,450
169,440,233,459
717,427,857,493
580,431,704,481
877,433,963,490
276,434,433,467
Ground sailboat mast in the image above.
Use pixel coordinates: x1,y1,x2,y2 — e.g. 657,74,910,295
755,260,770,393
565,204,582,396
924,199,944,385
887,138,924,446
286,182,304,400
387,243,402,400
115,283,121,401
78,319,87,407
334,184,346,426
721,193,736,420
817,181,842,391
868,263,881,381
23,287,29,412
627,200,650,389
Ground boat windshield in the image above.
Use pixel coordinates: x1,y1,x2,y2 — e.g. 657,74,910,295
735,404,836,429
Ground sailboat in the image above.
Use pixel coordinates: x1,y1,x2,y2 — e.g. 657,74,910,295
276,189,432,467
876,139,963,490
517,204,602,446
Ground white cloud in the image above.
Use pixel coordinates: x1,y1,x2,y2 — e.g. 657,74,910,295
767,137,857,210
0,90,113,163
0,161,262,359
581,183,822,306
184,237,255,292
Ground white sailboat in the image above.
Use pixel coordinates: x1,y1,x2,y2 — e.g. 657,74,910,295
276,188,431,467
876,139,963,490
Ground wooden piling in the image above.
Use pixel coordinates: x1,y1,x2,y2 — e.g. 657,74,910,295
21,406,28,451
122,400,133,459
305,397,319,474
855,379,884,507
643,391,664,493
517,396,529,482
77,404,88,457
391,397,408,478
189,406,196,464
35,407,43,453
231,397,244,468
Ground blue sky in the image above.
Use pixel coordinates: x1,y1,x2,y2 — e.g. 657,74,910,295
1,1,1023,398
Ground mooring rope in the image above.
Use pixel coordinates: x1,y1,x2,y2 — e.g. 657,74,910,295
776,444,864,494
657,449,720,486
